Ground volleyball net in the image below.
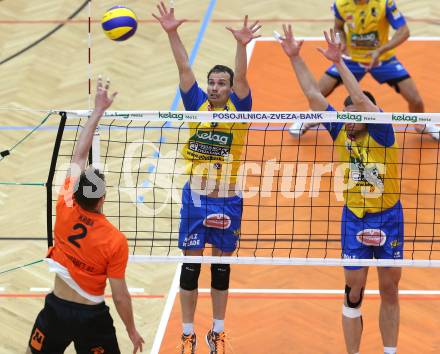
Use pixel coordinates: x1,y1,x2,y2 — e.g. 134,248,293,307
48,110,440,267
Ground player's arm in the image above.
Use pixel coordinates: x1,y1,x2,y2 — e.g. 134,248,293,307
152,1,195,92
109,278,145,354
70,77,117,174
279,24,328,111
375,24,409,56
318,29,380,112
368,0,409,69
226,15,261,99
332,2,347,53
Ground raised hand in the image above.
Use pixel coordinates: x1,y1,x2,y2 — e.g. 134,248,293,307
152,1,187,33
279,24,304,58
95,76,117,114
226,15,261,46
317,28,343,63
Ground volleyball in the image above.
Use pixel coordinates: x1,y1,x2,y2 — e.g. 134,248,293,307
101,5,138,41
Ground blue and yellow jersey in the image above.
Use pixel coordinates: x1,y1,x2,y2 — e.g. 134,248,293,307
180,81,252,183
324,105,400,218
333,0,406,63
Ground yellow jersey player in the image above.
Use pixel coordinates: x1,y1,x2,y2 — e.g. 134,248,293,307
279,25,402,354
153,2,260,353
289,0,440,140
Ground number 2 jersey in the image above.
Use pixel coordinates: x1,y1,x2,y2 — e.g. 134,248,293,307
180,81,252,183
47,177,128,297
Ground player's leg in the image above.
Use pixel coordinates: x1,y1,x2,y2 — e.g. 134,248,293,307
73,302,121,354
179,250,202,353
377,267,401,354
27,293,73,353
178,182,206,351
372,57,440,140
340,205,373,354
343,267,369,354
372,200,404,354
205,246,232,354
180,249,203,326
396,78,440,139
205,193,242,353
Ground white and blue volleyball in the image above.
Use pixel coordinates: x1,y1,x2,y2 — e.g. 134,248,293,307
101,6,138,41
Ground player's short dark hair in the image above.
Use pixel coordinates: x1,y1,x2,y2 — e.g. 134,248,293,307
207,65,234,86
73,167,106,211
343,91,377,107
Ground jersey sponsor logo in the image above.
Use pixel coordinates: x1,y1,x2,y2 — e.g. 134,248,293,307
91,347,105,354
188,130,233,157
391,113,418,123
336,112,363,122
30,328,45,351
188,141,230,157
351,31,379,48
195,130,232,146
356,229,386,246
182,234,201,247
203,214,231,229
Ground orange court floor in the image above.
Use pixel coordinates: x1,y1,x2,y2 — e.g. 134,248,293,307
157,39,440,354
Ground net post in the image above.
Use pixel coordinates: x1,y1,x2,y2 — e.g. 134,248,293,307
46,111,67,248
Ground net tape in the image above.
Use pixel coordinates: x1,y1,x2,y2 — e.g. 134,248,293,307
51,110,440,267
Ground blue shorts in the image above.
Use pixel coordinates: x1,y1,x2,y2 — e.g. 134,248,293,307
326,56,410,84
178,183,243,252
341,201,404,270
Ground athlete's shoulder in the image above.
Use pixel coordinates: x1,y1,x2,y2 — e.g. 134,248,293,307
334,0,351,7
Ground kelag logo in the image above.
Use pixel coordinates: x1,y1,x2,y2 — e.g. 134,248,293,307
158,112,184,120
195,130,232,146
391,113,418,123
336,112,362,122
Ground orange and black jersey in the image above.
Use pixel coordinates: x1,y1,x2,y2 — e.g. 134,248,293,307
48,177,128,296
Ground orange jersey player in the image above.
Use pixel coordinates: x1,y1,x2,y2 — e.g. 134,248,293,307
27,78,144,354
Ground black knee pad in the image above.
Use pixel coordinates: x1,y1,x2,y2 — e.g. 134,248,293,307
211,264,230,291
180,263,201,291
345,284,364,308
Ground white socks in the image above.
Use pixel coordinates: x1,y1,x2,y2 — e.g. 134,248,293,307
384,347,397,354
182,322,194,336
183,319,225,335
212,319,225,333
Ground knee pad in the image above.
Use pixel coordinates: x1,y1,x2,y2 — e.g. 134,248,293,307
180,263,201,291
345,284,364,308
211,264,230,291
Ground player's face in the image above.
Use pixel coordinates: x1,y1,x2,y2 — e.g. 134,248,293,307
344,104,367,136
207,72,232,107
